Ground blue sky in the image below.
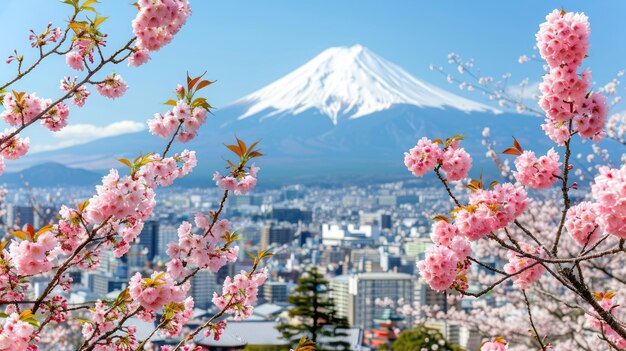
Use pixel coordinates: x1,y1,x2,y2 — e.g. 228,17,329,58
0,0,625,152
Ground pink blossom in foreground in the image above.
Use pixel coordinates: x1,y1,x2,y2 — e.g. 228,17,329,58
60,76,91,107
441,142,472,181
148,100,208,142
513,149,561,189
129,271,187,311
541,117,571,145
212,268,268,320
41,100,70,132
0,128,29,160
536,9,590,69
455,183,528,241
538,65,590,122
8,229,59,276
0,312,35,351
128,47,151,67
503,242,545,289
586,295,626,348
213,163,260,195
480,338,509,351
592,165,626,238
417,245,459,292
95,73,128,99
65,50,84,71
575,91,608,141
565,201,602,246
0,92,45,126
404,137,442,177
132,0,191,52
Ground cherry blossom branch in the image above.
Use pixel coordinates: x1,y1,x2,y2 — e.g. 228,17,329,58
522,289,549,350
0,14,77,91
552,121,573,256
0,37,136,149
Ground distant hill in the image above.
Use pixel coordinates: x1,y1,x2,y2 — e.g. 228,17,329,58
1,162,102,187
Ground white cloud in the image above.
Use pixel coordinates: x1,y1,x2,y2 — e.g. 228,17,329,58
505,81,540,100
31,120,145,153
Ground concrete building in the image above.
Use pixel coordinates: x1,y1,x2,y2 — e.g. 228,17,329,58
331,273,414,330
260,223,295,249
321,223,379,246
191,269,219,310
262,281,289,304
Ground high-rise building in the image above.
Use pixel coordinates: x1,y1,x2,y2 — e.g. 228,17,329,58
260,223,295,249
272,208,312,224
262,281,289,304
331,272,414,330
381,214,392,230
157,224,178,260
192,270,219,310
137,220,159,262
6,204,35,227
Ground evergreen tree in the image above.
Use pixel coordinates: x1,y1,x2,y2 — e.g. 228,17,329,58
277,266,351,351
392,325,464,351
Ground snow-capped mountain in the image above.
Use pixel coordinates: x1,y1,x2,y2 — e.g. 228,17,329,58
234,44,499,124
12,45,569,184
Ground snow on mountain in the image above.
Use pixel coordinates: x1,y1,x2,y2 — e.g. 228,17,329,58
233,44,500,124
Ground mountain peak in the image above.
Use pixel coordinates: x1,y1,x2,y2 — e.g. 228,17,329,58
233,45,500,125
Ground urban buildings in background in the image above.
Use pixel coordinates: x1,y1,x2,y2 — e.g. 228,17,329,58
5,181,568,350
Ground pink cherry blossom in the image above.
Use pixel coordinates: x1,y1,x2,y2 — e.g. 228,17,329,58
536,9,590,69
65,50,84,71
441,143,472,181
503,242,546,289
480,338,509,351
95,73,128,99
417,245,460,292
404,137,442,177
0,128,29,160
513,149,561,189
40,100,70,132
129,271,187,311
592,165,626,239
128,48,151,67
565,201,602,246
60,76,91,107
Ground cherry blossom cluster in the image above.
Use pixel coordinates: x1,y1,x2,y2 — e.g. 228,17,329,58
591,165,626,239
455,183,528,241
213,163,260,195
0,128,29,161
416,220,472,291
132,0,191,56
95,73,128,99
537,10,608,144
81,300,140,350
29,23,62,48
148,97,208,142
513,148,561,189
480,337,509,351
1,92,72,133
212,268,268,320
8,229,58,276
0,311,35,351
503,242,546,289
403,137,471,181
60,76,90,107
585,293,626,348
564,201,602,246
129,271,188,311
165,217,239,278
136,149,197,188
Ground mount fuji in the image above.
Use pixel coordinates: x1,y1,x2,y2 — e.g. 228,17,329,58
10,45,560,185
